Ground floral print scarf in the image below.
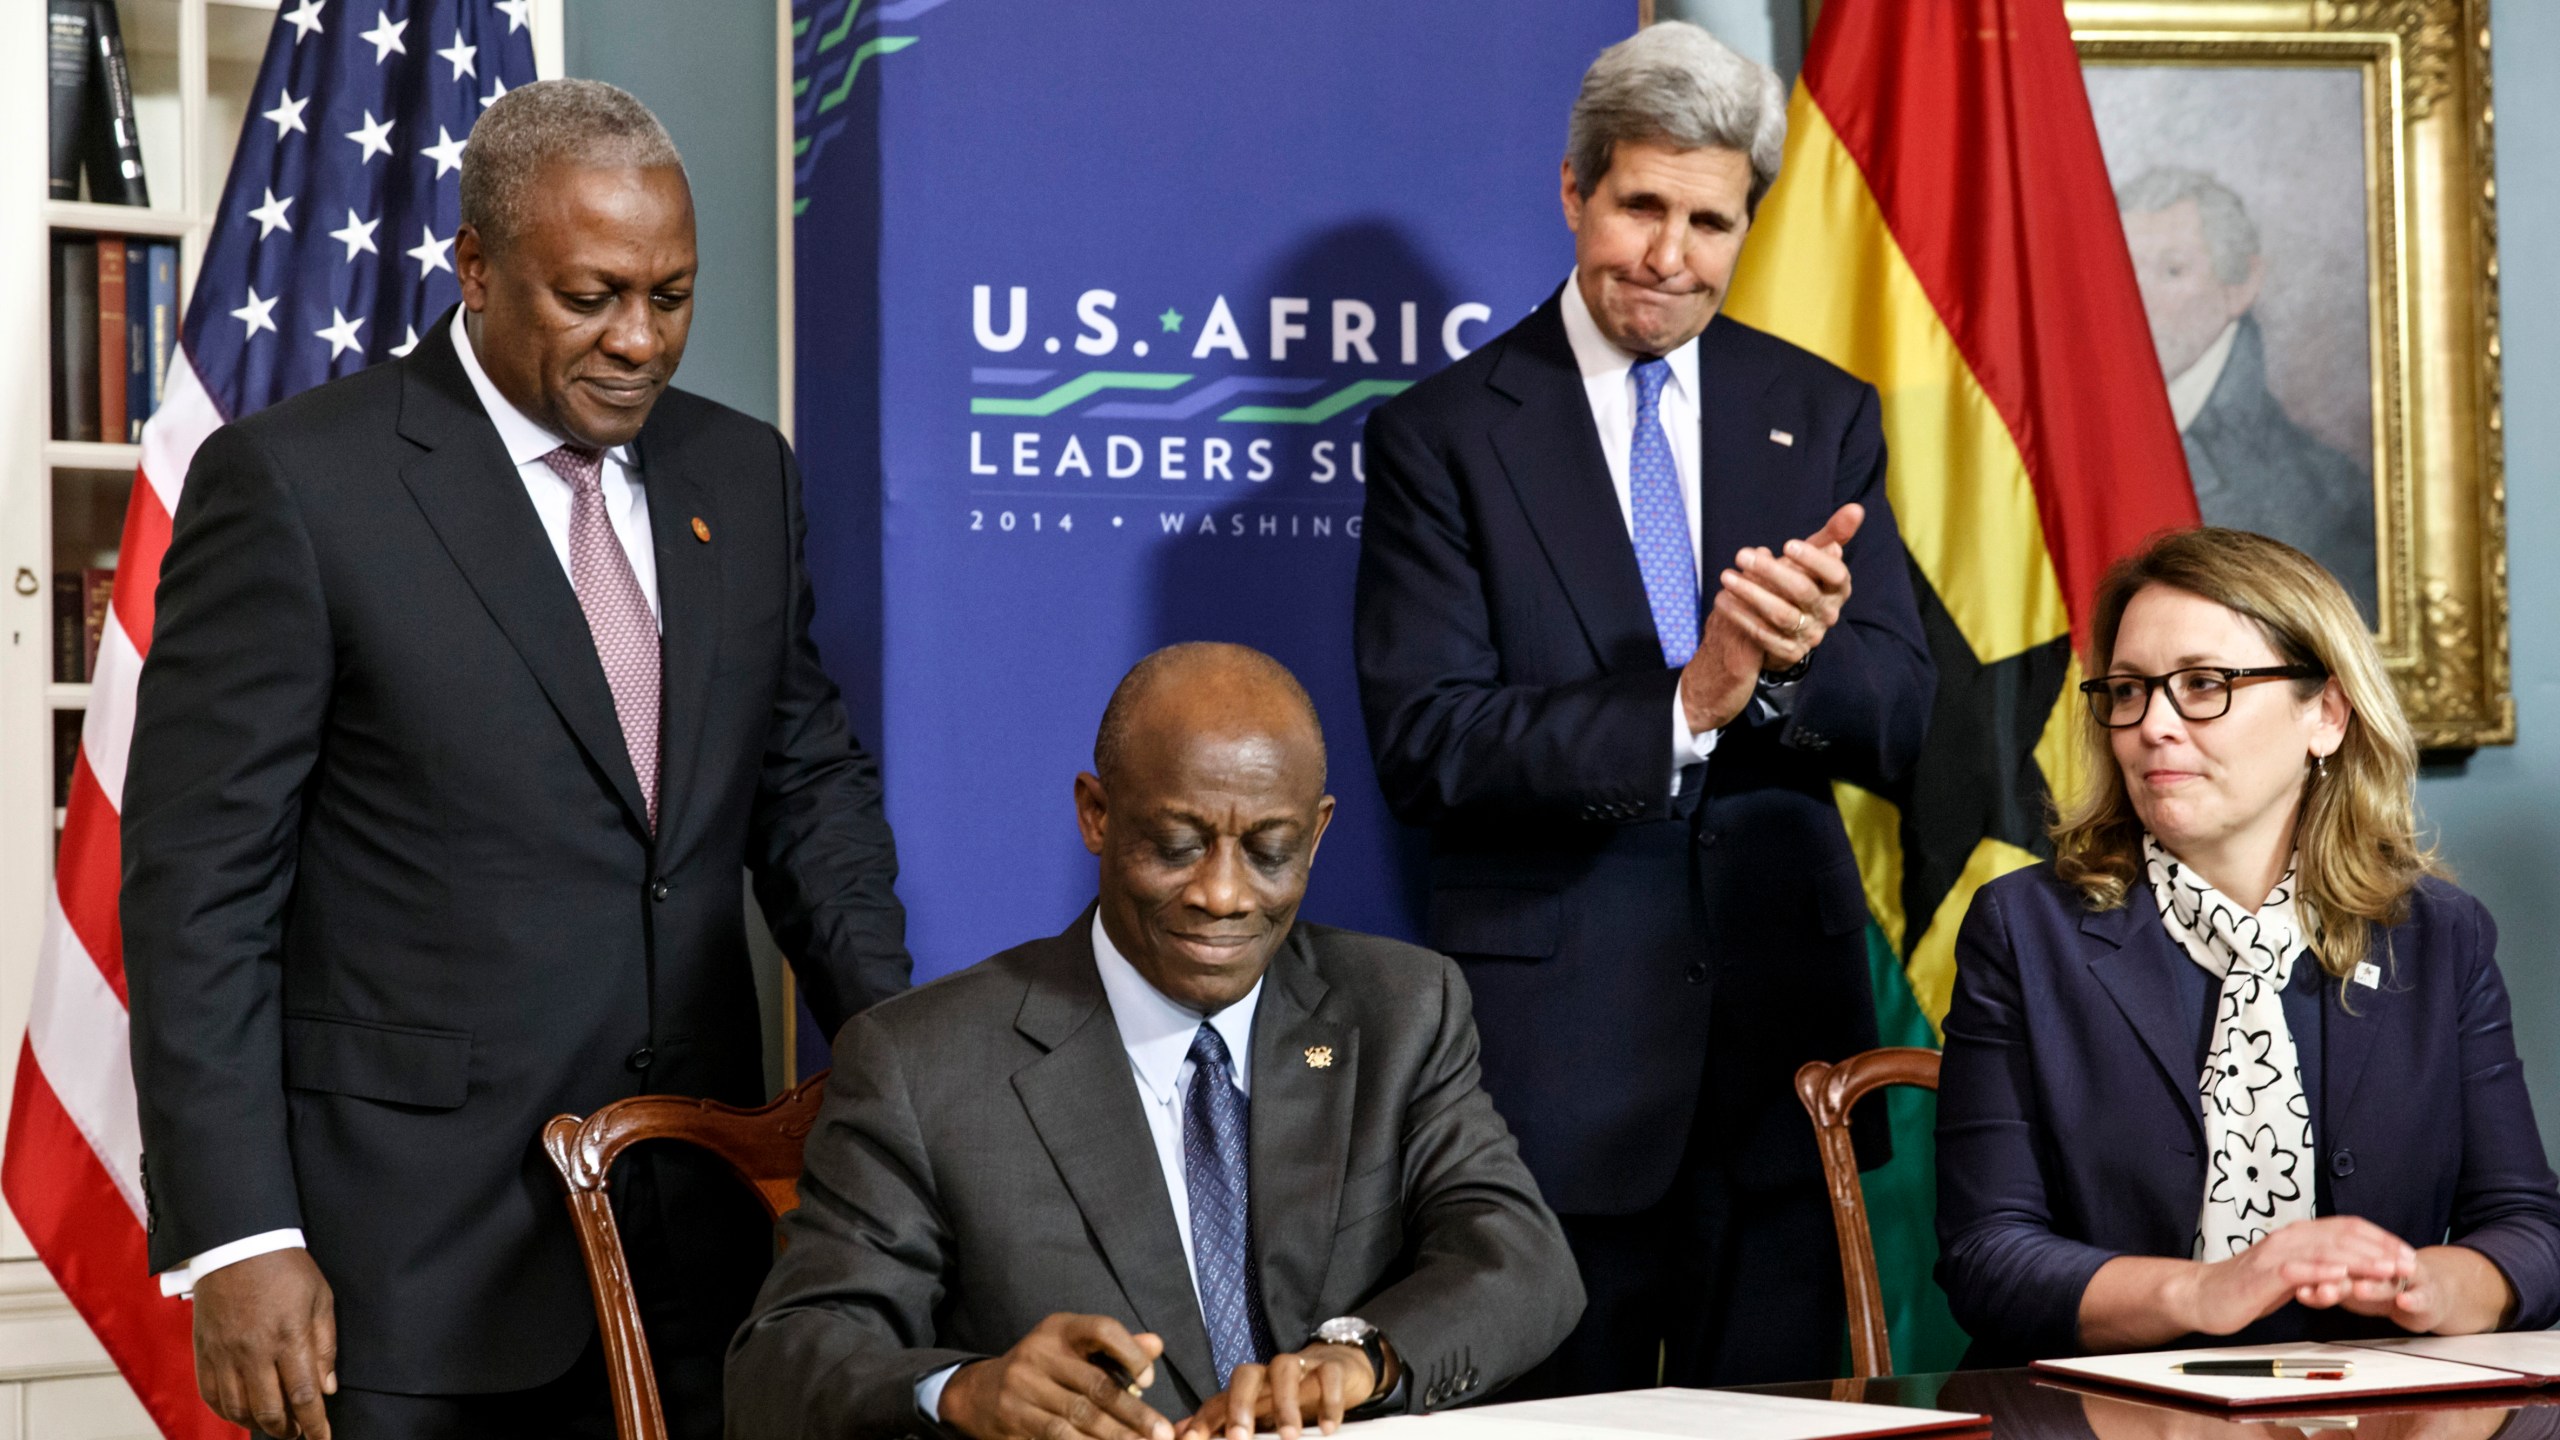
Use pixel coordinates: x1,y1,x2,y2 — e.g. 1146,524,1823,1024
2145,833,2318,1261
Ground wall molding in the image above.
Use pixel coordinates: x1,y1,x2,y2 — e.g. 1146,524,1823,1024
0,1260,118,1384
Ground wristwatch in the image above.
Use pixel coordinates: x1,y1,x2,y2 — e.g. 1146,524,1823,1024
1308,1316,1396,1409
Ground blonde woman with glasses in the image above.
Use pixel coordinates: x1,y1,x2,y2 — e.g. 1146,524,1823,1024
1933,527,2560,1363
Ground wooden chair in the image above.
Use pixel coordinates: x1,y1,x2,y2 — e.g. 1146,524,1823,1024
1793,1046,1942,1381
542,1073,830,1440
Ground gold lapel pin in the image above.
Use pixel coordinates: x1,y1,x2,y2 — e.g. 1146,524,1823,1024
690,516,711,543
1304,1045,1334,1070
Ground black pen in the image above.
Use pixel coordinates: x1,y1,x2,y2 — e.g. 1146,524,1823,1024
2175,1359,2356,1380
1089,1352,1146,1396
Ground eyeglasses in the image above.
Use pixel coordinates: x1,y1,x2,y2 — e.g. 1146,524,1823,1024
2078,665,2327,728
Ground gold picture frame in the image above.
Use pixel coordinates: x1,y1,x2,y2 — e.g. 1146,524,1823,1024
1793,0,2508,746
2070,0,2507,749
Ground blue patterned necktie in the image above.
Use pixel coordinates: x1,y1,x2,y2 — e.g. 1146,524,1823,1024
1629,357,1700,665
1183,1023,1273,1389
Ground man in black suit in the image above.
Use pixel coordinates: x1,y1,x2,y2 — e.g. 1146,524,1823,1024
1353,22,1935,1390
121,80,909,1440
727,644,1582,1440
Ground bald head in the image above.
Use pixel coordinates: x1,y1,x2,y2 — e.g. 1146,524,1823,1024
1093,642,1326,793
1076,644,1335,1012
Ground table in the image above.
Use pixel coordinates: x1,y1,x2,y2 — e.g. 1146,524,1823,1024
1732,1368,2560,1438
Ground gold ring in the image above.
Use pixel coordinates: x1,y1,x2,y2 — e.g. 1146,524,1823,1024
1790,611,1810,639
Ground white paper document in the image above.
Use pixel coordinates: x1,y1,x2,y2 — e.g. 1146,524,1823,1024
2345,1332,2560,1384
2035,1340,2530,1407
1338,1387,1984,1440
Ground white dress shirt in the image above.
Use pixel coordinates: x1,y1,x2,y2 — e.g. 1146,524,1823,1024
157,313,664,1299
1557,276,1722,789
450,307,660,628
916,914,1265,1419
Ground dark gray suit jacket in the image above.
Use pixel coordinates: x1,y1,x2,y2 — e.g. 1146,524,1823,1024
726,913,1582,1440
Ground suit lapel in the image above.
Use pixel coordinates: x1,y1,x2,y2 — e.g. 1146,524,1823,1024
632,420,720,852
1247,929,1355,1345
1692,316,1788,571
2082,895,2206,1149
1011,919,1219,1407
2322,946,2385,1122
1485,295,1661,672
392,315,651,835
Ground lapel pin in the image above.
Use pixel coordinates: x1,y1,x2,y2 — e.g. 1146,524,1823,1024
690,516,711,543
1303,1045,1334,1070
2353,961,2381,989
1769,429,1795,447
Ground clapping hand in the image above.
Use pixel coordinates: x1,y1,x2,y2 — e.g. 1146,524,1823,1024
1678,503,1863,735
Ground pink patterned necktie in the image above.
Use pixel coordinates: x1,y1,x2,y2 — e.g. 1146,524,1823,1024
543,443,660,831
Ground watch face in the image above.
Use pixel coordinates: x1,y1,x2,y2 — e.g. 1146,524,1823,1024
1316,1317,1371,1346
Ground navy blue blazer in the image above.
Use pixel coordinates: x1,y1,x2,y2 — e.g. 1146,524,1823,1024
1354,293,1935,1210
1936,863,2560,1362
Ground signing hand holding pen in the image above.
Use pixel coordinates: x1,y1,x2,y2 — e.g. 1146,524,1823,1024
940,1314,1174,1440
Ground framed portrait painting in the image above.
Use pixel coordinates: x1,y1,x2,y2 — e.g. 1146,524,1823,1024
2072,0,2508,748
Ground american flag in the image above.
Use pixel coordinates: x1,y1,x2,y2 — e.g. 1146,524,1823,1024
2,3,537,1435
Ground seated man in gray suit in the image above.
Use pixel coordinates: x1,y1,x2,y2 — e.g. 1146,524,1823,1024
728,643,1582,1440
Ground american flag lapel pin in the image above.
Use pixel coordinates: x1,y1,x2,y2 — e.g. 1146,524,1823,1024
1769,429,1795,447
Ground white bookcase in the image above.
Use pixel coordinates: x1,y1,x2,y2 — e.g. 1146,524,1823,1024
0,2,557,1433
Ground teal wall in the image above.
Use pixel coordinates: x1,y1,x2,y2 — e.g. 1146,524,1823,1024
564,0,780,428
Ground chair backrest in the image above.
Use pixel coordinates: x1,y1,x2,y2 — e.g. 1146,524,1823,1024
1793,1047,1942,1381
541,1073,830,1440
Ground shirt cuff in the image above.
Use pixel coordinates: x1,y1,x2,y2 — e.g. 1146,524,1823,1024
158,1229,307,1298
1670,689,1724,796
917,1362,966,1423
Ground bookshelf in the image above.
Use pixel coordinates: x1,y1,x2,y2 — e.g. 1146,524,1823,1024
0,1,560,1432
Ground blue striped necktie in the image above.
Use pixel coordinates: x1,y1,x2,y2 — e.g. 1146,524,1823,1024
1183,1023,1273,1389
1629,357,1699,665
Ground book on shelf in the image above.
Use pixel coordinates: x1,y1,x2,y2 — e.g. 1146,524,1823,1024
83,0,149,207
46,0,150,207
126,239,148,441
54,714,82,811
52,235,99,443
98,238,128,445
52,233,178,443
47,0,90,201
82,568,116,678
54,573,86,684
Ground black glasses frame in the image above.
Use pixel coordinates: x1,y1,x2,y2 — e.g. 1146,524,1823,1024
2077,665,2327,728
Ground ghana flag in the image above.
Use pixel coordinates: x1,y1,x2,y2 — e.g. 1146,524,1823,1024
1723,0,2199,1369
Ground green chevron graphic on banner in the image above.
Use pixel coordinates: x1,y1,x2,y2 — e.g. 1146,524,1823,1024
969,372,1194,416
817,36,919,114
1218,379,1412,424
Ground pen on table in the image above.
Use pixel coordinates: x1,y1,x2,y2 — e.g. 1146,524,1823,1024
2174,1359,2357,1380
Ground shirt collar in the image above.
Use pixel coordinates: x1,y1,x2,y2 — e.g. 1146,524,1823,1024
447,308,637,473
2167,317,2240,434
1091,910,1262,1106
1558,271,1700,409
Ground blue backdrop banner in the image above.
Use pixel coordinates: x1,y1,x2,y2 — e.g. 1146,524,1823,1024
792,0,1632,981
